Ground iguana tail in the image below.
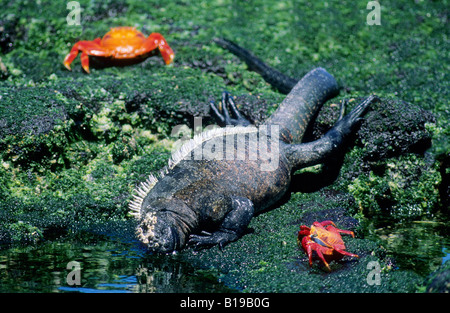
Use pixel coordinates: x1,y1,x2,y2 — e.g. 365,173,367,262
266,67,339,144
213,37,297,94
214,38,339,144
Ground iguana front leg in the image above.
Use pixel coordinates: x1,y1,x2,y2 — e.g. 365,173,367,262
189,196,254,250
210,91,251,126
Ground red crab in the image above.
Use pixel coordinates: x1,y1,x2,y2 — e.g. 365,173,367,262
298,220,359,271
63,26,175,73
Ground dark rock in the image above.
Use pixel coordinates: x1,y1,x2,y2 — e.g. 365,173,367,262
357,97,435,161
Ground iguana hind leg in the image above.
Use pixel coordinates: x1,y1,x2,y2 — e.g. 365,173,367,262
285,95,379,170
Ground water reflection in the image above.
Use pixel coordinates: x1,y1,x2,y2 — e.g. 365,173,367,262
368,215,449,276
0,232,234,293
1,214,448,292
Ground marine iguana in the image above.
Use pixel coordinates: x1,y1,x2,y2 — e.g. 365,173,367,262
129,39,378,253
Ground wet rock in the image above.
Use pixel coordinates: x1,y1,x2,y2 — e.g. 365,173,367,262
425,261,450,293
357,97,435,161
0,86,71,167
0,14,22,54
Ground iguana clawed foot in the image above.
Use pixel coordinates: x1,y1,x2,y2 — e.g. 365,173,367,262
333,95,379,135
210,91,251,126
189,230,238,251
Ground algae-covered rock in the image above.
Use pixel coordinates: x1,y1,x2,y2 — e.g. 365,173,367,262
0,0,448,293
357,98,435,161
348,153,441,219
180,190,424,293
0,87,72,166
331,97,443,220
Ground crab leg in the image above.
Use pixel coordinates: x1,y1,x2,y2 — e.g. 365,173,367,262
63,45,81,71
302,237,315,267
313,245,332,271
317,220,336,227
319,221,355,238
79,51,90,73
63,38,106,73
327,224,355,238
302,237,333,270
336,228,355,237
143,33,175,65
334,248,359,259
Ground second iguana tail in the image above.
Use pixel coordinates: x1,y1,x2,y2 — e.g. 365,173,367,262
213,37,298,94
215,38,340,144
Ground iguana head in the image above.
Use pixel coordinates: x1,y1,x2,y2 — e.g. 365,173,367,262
135,198,197,253
137,212,177,253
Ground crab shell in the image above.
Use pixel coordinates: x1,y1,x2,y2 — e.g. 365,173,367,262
298,220,359,270
63,27,175,73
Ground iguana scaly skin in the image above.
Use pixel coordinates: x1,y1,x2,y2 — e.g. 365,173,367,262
129,39,378,253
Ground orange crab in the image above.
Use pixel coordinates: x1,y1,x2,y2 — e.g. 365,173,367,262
298,220,359,271
63,26,175,73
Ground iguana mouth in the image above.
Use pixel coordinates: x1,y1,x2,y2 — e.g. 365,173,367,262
136,211,158,245
137,213,180,253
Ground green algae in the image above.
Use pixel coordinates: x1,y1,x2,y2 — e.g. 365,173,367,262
0,0,448,292
180,190,424,293
348,153,441,219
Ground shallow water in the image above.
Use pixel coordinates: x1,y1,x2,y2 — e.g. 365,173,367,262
0,229,235,293
367,214,450,276
0,215,448,293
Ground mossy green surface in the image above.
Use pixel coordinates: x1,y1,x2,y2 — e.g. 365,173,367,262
180,190,424,292
0,0,448,292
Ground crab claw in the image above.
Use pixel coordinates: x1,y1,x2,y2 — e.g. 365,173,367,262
80,52,90,73
146,32,175,65
63,43,92,73
63,51,77,71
